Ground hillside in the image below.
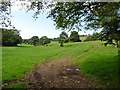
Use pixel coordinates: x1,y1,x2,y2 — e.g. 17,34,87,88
2,41,118,88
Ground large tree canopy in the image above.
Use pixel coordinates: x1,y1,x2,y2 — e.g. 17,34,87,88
48,2,120,46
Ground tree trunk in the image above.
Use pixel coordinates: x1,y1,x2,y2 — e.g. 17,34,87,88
60,43,64,47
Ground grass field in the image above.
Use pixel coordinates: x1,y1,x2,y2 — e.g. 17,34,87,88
2,41,118,88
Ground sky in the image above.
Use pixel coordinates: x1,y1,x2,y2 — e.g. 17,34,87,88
5,1,97,39
11,9,62,39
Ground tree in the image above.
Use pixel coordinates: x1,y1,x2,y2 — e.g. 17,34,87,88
85,32,101,41
52,37,60,42
22,39,30,44
39,36,51,45
48,2,120,47
69,31,81,42
0,1,12,28
85,2,120,47
59,31,68,47
1,28,22,46
30,36,39,46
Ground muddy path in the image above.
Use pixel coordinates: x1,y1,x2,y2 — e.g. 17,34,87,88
25,57,96,88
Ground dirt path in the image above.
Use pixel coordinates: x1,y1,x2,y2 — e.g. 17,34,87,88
24,57,96,88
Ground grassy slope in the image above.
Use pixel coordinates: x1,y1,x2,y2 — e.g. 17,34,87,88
2,42,92,81
73,41,118,88
2,41,118,88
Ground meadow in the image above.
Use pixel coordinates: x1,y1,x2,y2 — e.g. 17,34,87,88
2,41,118,88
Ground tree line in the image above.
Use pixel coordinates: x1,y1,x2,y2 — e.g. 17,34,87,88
23,31,81,47
1,28,118,47
1,28,82,46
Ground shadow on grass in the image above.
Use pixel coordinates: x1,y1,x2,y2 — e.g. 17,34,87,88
79,55,119,88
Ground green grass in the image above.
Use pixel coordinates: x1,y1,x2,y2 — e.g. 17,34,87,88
2,41,118,88
2,42,92,81
74,41,118,88
3,82,26,88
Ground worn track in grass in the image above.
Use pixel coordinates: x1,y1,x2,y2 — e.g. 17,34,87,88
25,57,96,88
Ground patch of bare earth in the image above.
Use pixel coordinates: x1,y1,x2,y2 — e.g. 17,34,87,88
25,58,96,88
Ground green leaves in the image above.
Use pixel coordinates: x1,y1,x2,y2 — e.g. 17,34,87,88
69,31,81,42
39,36,51,45
30,36,39,46
59,31,68,47
48,2,120,46
1,28,22,46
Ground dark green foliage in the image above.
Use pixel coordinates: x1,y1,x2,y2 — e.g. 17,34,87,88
52,37,60,42
48,2,85,31
100,29,120,47
64,38,69,43
85,32,101,41
69,31,81,42
22,39,30,44
30,36,39,46
59,31,68,47
84,35,93,41
39,36,51,45
1,28,22,46
48,2,120,47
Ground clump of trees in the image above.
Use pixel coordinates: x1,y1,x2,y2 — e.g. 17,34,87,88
59,31,81,47
1,28,22,46
84,32,120,47
84,32,101,41
22,39,30,44
69,31,81,42
22,36,51,46
52,37,60,42
39,36,51,46
30,36,39,46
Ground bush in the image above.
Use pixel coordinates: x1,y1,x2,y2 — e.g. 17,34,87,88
39,36,51,45
1,28,22,46
84,33,101,41
69,31,81,42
